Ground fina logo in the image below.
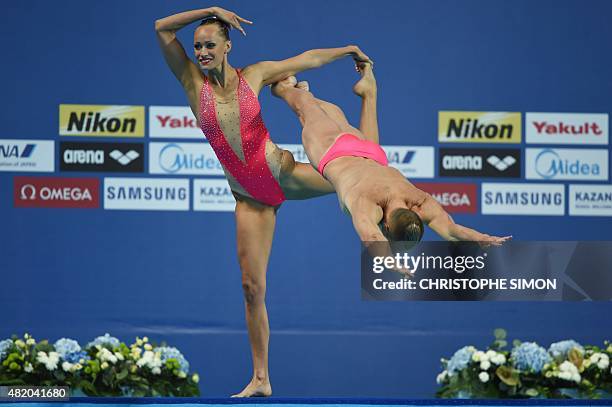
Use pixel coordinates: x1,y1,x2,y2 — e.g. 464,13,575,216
387,150,415,164
535,148,600,179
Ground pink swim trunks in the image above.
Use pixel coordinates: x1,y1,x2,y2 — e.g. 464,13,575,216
317,133,389,175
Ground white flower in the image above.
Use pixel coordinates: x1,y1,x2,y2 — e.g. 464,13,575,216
589,353,609,370
178,371,187,378
136,350,162,370
74,363,83,371
15,340,26,349
151,367,161,375
557,361,581,383
142,337,149,343
36,351,60,371
485,350,497,359
472,351,486,362
26,339,35,346
101,362,109,370
62,362,74,372
24,363,33,373
480,360,491,370
114,352,125,361
97,348,118,364
144,344,153,351
478,372,490,383
436,370,448,384
491,354,506,365
192,373,200,383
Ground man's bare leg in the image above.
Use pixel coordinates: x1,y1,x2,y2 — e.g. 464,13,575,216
272,77,361,167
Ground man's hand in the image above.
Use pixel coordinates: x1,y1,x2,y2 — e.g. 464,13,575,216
478,235,513,248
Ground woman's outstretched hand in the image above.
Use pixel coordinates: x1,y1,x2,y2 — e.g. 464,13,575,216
211,7,253,36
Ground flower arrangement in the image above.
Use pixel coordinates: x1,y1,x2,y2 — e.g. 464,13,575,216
0,333,200,396
436,329,611,399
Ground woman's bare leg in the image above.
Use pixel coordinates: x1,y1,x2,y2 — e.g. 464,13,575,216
232,199,276,397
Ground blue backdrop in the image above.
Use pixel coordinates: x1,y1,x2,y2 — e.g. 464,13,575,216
1,0,611,398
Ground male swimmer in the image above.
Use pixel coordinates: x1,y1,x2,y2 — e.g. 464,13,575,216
272,63,511,249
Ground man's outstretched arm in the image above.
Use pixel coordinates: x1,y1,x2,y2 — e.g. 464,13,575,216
416,195,511,245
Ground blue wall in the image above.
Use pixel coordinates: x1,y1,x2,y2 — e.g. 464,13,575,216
1,0,611,398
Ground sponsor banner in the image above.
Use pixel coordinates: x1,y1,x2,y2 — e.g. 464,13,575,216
193,179,236,211
569,184,612,216
481,183,564,216
439,111,521,144
525,148,608,181
0,139,54,172
439,148,520,178
149,106,203,139
526,113,608,145
104,178,189,211
14,176,99,208
278,144,310,163
60,142,144,172
383,146,434,178
414,182,477,213
149,142,224,175
59,104,145,137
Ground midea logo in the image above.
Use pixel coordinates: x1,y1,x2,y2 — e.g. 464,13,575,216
535,149,601,179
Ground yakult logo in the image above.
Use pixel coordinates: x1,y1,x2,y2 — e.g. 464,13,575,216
149,106,203,139
14,177,99,208
526,113,608,145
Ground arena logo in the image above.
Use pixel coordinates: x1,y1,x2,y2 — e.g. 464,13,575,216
59,104,145,137
193,179,235,212
526,148,608,181
149,106,203,139
438,112,521,144
569,185,612,216
14,177,99,208
414,183,477,213
0,140,55,172
149,142,223,175
526,113,608,145
104,178,190,211
439,148,520,178
60,142,144,173
382,146,434,178
481,183,564,215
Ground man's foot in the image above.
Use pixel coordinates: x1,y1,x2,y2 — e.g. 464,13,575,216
296,80,309,91
353,61,376,97
231,377,272,398
271,76,298,98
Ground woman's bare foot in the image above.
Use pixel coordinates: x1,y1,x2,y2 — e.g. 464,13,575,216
271,76,298,98
353,61,376,97
231,377,272,398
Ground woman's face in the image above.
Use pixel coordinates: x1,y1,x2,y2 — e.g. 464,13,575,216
193,25,230,70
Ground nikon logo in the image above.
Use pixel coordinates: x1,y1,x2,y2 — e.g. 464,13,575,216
59,104,145,137
439,112,521,143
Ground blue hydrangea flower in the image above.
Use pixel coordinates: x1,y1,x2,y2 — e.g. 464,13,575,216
157,346,190,374
86,333,120,349
548,340,584,360
0,339,12,361
512,342,551,373
54,338,89,363
447,346,475,376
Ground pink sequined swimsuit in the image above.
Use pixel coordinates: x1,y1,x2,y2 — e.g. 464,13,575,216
199,70,286,206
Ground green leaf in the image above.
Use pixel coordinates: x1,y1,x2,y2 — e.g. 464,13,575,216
494,328,507,340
